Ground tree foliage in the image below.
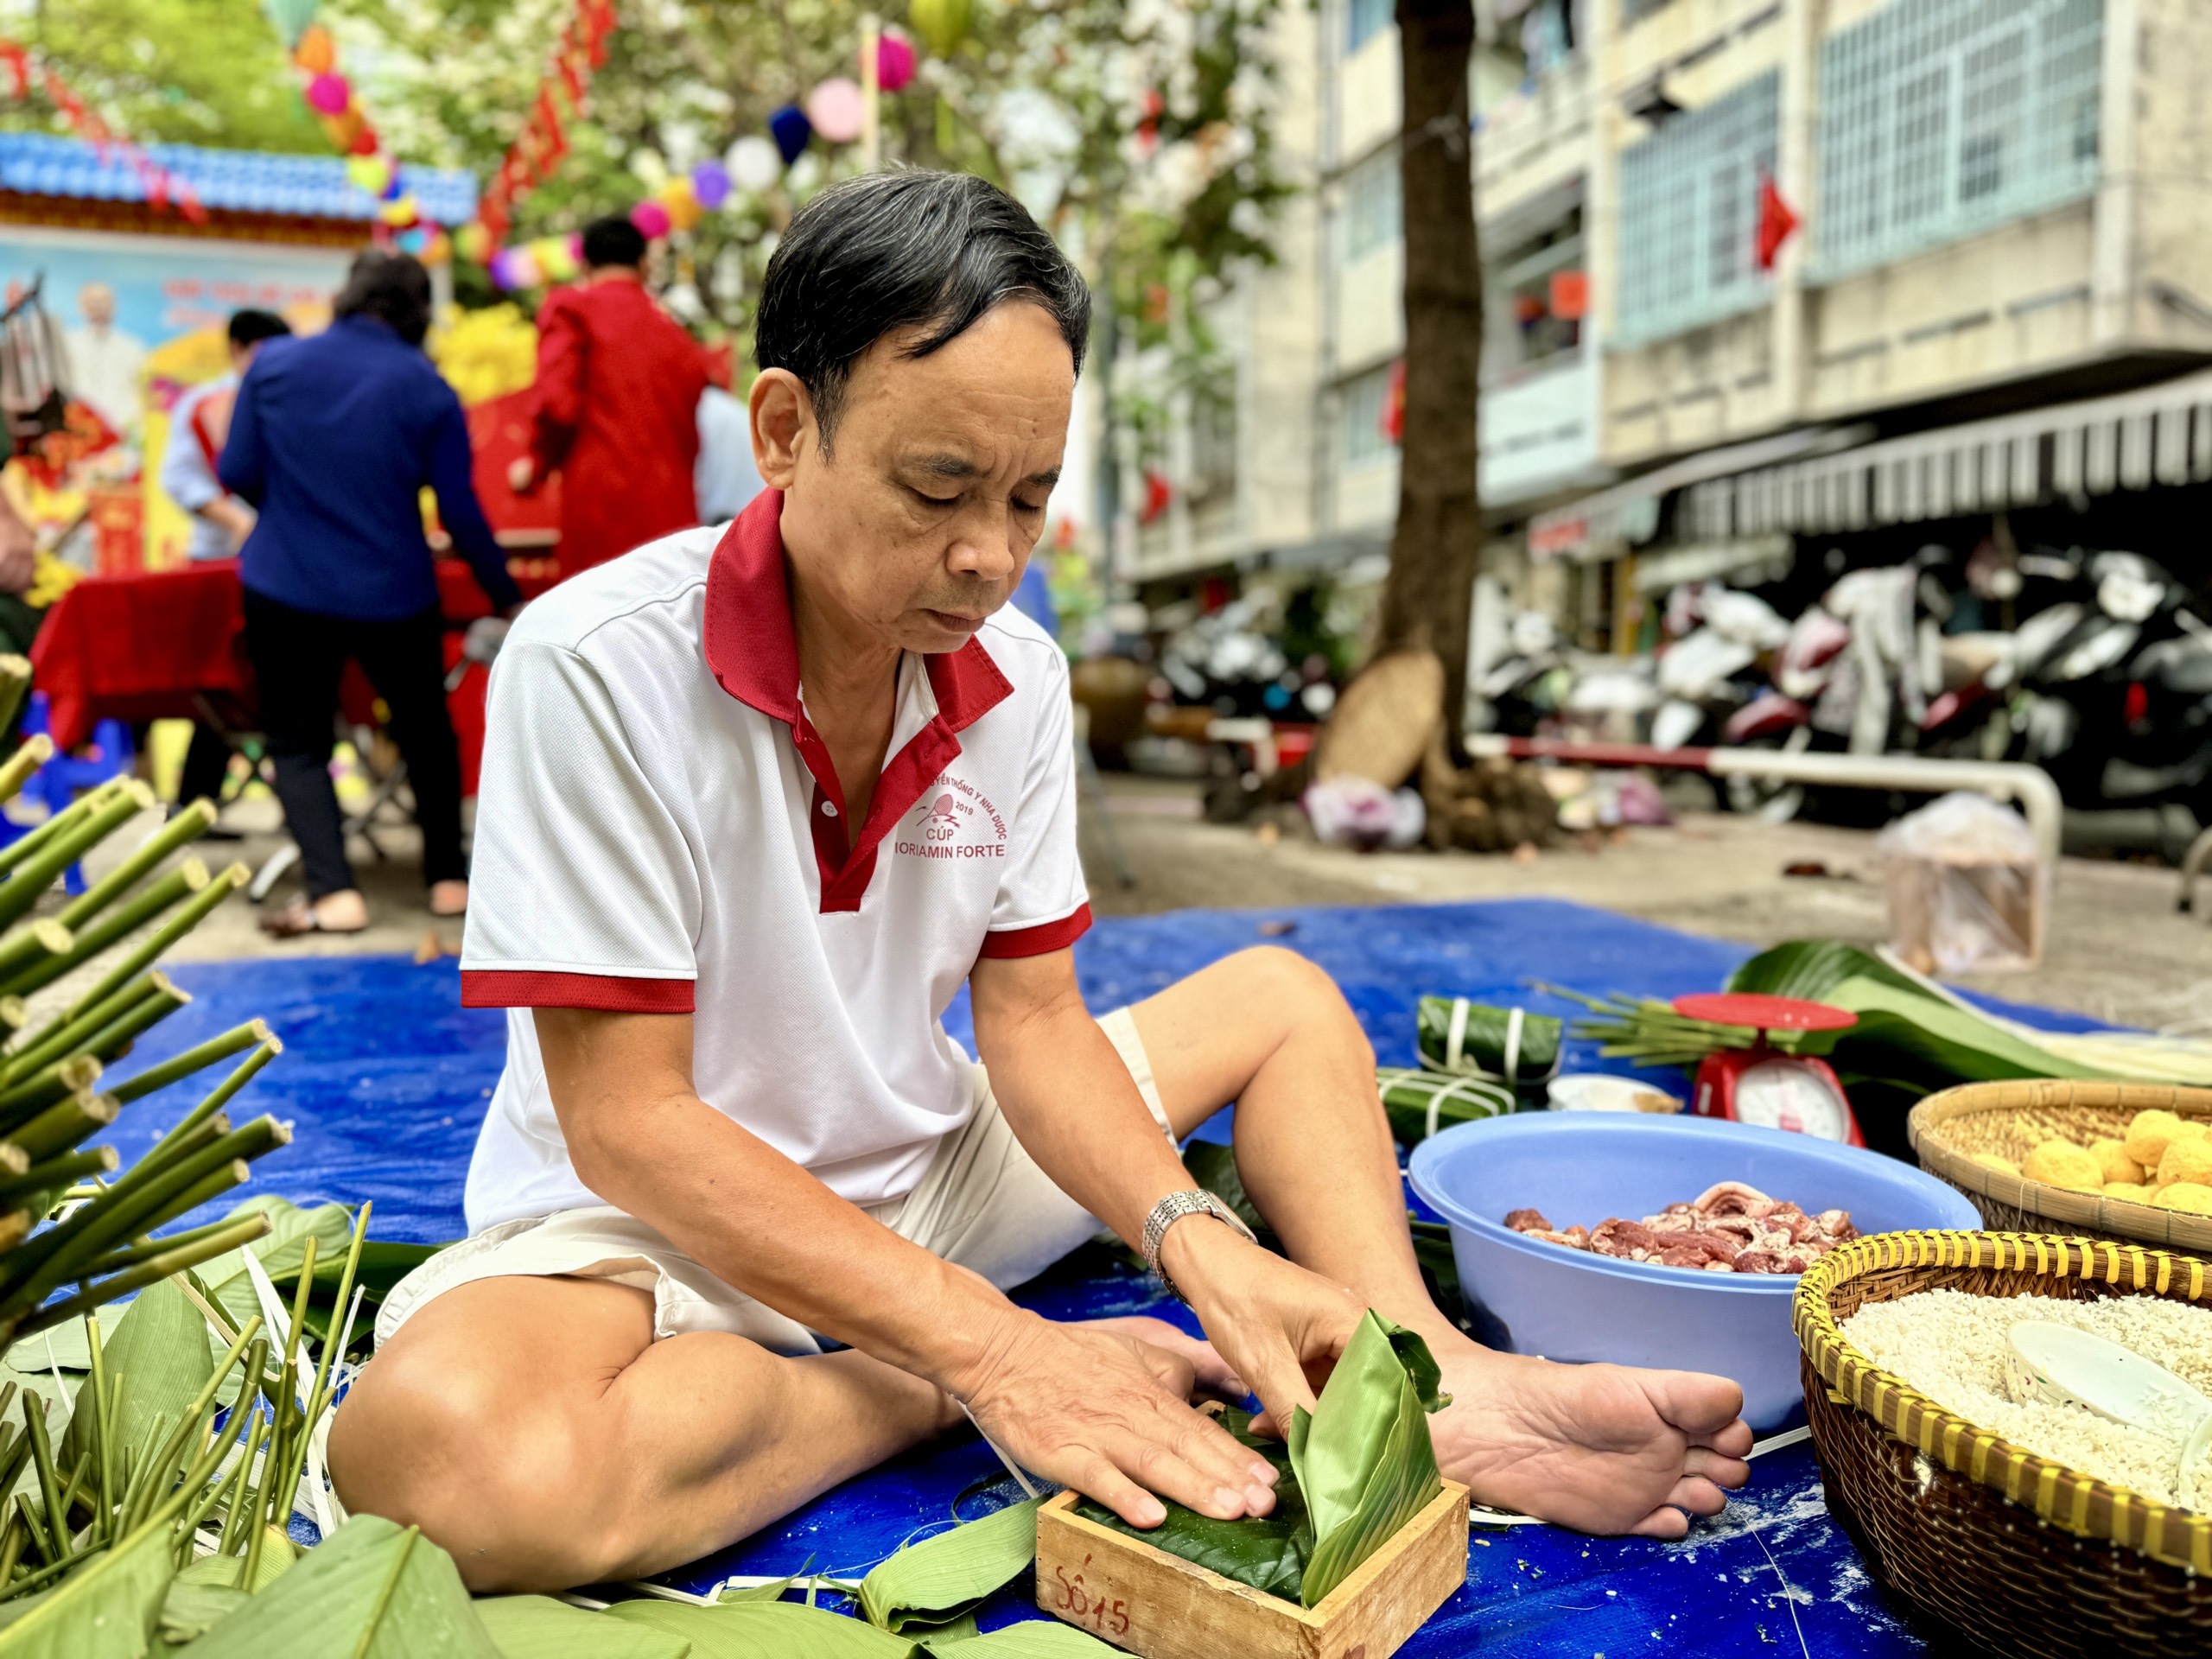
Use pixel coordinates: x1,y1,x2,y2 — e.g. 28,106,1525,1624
0,0,327,151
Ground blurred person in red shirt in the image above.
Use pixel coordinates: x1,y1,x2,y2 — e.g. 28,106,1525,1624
509,214,709,575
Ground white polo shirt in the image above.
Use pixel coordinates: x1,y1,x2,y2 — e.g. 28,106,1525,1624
459,489,1091,1231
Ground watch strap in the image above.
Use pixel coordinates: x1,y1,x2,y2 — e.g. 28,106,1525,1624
1141,1189,1257,1303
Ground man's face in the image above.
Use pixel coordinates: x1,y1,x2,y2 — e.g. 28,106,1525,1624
767,302,1072,657
79,284,115,327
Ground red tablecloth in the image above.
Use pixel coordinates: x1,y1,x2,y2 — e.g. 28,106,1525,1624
29,556,557,794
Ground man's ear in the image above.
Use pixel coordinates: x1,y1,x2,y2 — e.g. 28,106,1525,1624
749,368,813,491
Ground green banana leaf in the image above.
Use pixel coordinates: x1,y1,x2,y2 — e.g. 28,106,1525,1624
0,1508,175,1658
1414,998,1560,1086
175,1540,295,1593
477,1595,692,1659
1724,939,1924,1001
858,1499,1039,1635
606,1599,917,1658
156,1582,250,1647
1287,1313,1446,1608
1072,1408,1309,1600
61,1280,213,1472
1179,1142,1273,1243
1377,1069,1516,1147
177,1515,501,1659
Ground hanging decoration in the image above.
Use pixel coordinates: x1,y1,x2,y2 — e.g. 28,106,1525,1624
263,8,433,249
767,103,814,166
875,30,918,94
690,158,732,210
480,232,584,293
726,135,784,194
629,199,672,239
804,77,866,145
909,0,973,59
475,0,617,249
0,42,204,222
1754,168,1800,272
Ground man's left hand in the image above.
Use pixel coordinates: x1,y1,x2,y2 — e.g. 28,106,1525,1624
1157,1218,1369,1436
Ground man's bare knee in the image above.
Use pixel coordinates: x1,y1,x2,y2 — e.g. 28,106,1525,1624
332,1331,628,1590
1221,946,1374,1065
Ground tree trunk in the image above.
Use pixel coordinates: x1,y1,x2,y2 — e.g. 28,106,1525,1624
1377,0,1483,745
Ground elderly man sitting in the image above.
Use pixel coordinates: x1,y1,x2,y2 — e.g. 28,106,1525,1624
329,172,1751,1591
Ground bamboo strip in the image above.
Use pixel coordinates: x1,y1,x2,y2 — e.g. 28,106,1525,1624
55,799,213,932
0,861,206,1000
0,783,152,933
8,1091,116,1165
0,735,53,813
59,862,241,1021
111,1021,271,1109
0,922,70,987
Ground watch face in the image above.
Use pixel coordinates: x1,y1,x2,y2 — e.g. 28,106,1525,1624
1732,1059,1853,1141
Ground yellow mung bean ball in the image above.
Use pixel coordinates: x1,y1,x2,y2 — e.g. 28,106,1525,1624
1971,1152,2020,1177
2151,1182,2212,1216
2090,1138,2144,1185
2157,1135,2212,1190
2125,1110,2186,1169
2022,1138,2105,1192
2103,1182,2152,1203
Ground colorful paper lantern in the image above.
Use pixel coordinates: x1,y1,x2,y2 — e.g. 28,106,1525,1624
630,199,673,239
422,228,452,266
910,0,972,59
378,193,418,227
535,235,579,283
347,124,380,157
508,247,543,289
345,154,392,196
690,159,732,211
805,78,866,145
727,135,783,193
455,223,493,264
657,176,703,232
767,105,812,166
396,226,429,255
486,247,519,289
305,73,352,116
877,31,918,92
292,24,337,75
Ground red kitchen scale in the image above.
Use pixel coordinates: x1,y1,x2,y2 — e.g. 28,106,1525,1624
1671,992,1866,1147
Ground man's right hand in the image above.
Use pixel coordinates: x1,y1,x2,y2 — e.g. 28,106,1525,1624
507,456,537,494
950,1309,1281,1528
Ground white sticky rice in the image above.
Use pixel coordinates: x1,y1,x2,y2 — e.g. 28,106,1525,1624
1839,1289,2212,1511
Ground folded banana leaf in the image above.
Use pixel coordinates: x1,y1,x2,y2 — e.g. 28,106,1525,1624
1073,1409,1309,1599
1074,1317,1446,1609
857,1497,1040,1636
1377,1068,1516,1147
1287,1313,1446,1606
1414,998,1560,1087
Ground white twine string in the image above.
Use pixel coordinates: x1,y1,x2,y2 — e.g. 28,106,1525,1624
1503,1007,1525,1086
958,1400,1041,1500
1444,997,1471,1072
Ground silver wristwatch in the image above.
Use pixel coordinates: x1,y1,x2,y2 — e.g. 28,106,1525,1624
1141,1190,1258,1303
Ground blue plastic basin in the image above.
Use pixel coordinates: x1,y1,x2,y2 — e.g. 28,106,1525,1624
1407,1112,1982,1430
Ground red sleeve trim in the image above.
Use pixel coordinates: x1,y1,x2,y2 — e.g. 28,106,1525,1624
461,970,696,1014
976,904,1093,960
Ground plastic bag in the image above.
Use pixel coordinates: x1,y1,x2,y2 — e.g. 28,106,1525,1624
1878,791,2046,973
1303,776,1425,850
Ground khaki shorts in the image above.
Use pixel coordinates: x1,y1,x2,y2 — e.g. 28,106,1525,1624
375,1007,1172,1355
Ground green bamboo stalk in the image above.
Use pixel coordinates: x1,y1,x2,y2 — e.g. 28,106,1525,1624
0,766,105,882
3,1540,100,1599
73,1215,256,1282
0,1110,281,1302
2,977,157,1087
111,1021,272,1109
213,1413,265,1560
0,1055,103,1133
0,1143,276,1325
11,1491,52,1569
0,1145,114,1205
19,1395,60,1562
0,734,53,814
175,1391,255,1560
58,862,243,1023
55,798,213,933
7,1091,115,1165
0,783,154,933
0,1512,22,1586
116,1411,166,1535
9,976,182,1087
9,1200,270,1341
0,861,206,1001
278,1204,371,1514
0,1142,25,1179
242,1242,318,1589
58,1447,92,1544
0,921,70,988
86,1313,115,1525
130,1315,263,1537
0,658,29,735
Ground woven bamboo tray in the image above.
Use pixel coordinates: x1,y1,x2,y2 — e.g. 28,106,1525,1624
1908,1080,2212,1255
1794,1231,2212,1658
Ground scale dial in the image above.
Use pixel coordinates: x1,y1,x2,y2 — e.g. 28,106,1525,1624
1731,1059,1854,1141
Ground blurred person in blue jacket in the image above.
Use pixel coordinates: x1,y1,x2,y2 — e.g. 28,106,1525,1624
159,308,291,824
220,250,522,938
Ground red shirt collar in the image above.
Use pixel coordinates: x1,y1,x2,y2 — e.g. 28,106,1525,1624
702,488,1013,734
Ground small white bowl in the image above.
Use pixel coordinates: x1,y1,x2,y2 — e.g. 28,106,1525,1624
1545,1072,1684,1115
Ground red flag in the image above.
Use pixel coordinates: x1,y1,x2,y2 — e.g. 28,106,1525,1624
1381,358,1405,445
533,86,567,167
1755,169,1799,271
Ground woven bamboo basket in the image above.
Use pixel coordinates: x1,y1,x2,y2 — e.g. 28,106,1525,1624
1794,1231,2212,1658
1908,1080,2212,1255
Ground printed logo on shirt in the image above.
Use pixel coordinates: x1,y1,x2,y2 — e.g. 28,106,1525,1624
894,774,1007,861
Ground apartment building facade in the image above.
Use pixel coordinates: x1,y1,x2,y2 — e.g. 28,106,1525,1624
1123,0,2212,634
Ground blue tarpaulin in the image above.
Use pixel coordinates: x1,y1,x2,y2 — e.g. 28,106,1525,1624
111,896,2074,1655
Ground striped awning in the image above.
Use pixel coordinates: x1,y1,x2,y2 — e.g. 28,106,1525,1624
1677,365,2212,544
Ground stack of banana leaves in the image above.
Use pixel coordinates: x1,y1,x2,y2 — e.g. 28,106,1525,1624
1548,936,2212,1155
